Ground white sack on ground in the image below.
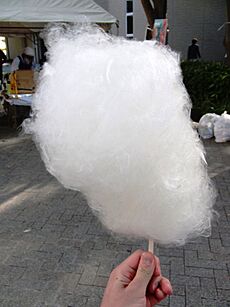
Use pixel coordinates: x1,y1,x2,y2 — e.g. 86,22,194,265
24,25,215,245
214,112,230,143
198,113,220,139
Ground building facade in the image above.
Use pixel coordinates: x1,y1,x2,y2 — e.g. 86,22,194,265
95,0,227,61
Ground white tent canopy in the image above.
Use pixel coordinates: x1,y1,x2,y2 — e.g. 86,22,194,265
0,0,117,34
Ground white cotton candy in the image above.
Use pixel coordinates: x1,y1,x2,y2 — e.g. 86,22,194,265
24,25,215,245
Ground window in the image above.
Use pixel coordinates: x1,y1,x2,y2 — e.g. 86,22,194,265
0,37,7,56
126,1,133,13
126,1,133,39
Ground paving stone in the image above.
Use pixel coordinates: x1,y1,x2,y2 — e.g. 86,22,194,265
214,269,230,289
39,259,58,272
160,264,170,279
54,292,88,306
209,238,227,253
55,260,84,274
169,295,185,307
184,250,198,265
200,277,218,299
187,258,227,270
201,299,230,307
197,250,217,260
171,275,200,287
184,241,210,252
74,284,104,299
210,226,221,239
170,257,184,275
94,275,108,287
159,247,184,257
217,289,230,301
85,296,102,307
186,286,202,307
97,261,114,277
0,286,41,305
57,272,81,292
35,290,58,306
185,266,214,278
79,264,99,285
172,285,185,296
94,237,109,250
221,234,230,247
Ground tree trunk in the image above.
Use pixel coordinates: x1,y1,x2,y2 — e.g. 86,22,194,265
224,0,230,65
153,0,167,19
141,0,167,28
141,0,167,40
141,0,155,29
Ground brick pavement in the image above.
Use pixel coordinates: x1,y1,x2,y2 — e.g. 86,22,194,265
0,127,229,307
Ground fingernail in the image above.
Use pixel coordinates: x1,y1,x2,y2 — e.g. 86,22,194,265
164,279,173,295
142,253,153,267
152,276,161,290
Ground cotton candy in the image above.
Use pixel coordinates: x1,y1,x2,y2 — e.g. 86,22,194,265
24,25,215,245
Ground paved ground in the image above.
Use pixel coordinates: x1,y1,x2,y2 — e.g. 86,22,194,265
0,127,229,307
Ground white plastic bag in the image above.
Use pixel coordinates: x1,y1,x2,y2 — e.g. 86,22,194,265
198,113,220,139
214,112,230,143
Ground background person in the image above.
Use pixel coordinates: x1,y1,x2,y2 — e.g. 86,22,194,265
187,38,201,60
0,49,7,83
11,47,35,71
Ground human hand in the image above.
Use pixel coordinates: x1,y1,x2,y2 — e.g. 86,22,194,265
101,249,172,307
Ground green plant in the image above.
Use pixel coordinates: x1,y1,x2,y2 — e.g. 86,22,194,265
181,61,230,115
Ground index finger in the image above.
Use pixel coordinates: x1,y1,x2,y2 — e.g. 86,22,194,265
154,256,161,276
147,256,161,293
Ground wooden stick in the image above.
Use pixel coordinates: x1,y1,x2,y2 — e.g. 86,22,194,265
148,239,154,253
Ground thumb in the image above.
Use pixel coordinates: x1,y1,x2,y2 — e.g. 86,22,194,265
128,252,155,295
